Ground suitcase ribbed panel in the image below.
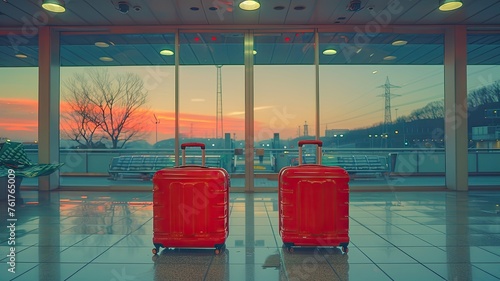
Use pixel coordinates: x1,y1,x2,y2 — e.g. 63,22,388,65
279,165,349,247
152,167,229,248
296,179,337,236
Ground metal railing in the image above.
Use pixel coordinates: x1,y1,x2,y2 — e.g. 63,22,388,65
22,148,500,176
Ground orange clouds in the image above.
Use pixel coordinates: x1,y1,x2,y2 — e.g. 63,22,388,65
1,98,273,143
0,98,38,141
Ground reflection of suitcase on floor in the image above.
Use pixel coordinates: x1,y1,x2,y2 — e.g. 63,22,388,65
152,142,230,255
279,140,350,253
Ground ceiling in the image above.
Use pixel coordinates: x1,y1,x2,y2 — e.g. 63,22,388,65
2,0,500,26
1,0,500,67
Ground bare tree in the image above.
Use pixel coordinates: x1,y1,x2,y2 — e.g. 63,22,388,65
62,73,103,148
62,69,151,148
407,100,444,121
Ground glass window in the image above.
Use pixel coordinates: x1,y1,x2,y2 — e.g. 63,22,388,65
59,33,175,187
179,32,245,188
0,34,39,157
254,31,316,189
319,32,445,188
467,32,500,187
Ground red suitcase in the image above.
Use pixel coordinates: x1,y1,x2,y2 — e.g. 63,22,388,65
152,142,229,255
279,140,350,253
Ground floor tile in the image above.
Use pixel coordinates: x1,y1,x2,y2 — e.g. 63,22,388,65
91,246,156,264
425,263,500,281
11,263,85,281
72,234,127,247
377,263,446,281
345,263,392,281
1,262,39,281
473,263,500,279
358,247,418,263
65,263,156,281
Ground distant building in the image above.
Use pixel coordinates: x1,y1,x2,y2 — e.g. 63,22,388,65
472,126,500,148
325,129,349,138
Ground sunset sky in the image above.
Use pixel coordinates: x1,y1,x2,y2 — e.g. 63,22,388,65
1,64,499,144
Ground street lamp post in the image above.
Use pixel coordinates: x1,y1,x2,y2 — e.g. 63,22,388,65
333,134,343,147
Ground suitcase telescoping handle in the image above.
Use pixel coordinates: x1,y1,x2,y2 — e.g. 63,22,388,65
181,142,206,166
298,140,322,165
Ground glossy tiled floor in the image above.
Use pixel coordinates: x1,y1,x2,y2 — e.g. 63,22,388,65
1,190,500,281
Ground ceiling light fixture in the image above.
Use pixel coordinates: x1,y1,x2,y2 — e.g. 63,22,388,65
383,55,397,61
323,49,337,55
94,42,109,48
239,0,260,11
15,54,28,59
160,49,174,56
42,0,65,13
99,57,114,62
438,0,463,11
392,40,408,46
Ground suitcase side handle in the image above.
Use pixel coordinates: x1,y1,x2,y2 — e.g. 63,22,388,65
298,140,322,165
181,142,206,166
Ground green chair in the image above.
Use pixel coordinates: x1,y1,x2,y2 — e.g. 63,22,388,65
0,141,64,203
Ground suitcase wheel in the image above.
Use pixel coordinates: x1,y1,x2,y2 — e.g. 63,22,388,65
152,243,162,255
283,243,294,253
340,243,349,254
215,243,226,255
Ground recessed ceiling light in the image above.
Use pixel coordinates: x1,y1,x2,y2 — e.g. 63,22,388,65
94,42,109,48
439,0,463,11
209,6,218,11
294,6,306,10
323,49,337,55
274,6,285,10
15,54,28,58
41,0,65,13
392,40,408,46
160,49,174,56
239,0,260,11
190,7,200,11
383,55,397,61
99,56,113,62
